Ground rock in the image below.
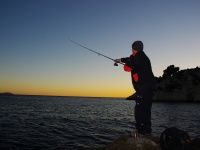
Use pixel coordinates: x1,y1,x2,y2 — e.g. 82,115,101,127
126,93,136,100
153,67,200,102
125,136,160,150
191,138,200,150
126,67,200,102
85,135,161,150
85,135,200,150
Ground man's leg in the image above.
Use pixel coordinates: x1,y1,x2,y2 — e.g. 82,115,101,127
134,86,153,135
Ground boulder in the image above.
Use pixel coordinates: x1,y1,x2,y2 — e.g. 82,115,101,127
85,135,161,150
85,135,200,150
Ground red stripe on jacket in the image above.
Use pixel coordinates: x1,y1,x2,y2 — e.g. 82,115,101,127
123,51,138,82
124,64,132,72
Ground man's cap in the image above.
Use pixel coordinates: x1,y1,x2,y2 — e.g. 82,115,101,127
132,41,143,51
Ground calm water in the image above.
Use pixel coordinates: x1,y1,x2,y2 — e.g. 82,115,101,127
0,95,200,150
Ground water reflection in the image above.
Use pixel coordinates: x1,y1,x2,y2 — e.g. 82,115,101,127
152,102,200,138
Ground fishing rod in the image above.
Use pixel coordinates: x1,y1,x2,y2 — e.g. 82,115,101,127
68,39,123,66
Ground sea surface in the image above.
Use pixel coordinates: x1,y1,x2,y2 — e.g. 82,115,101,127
0,95,200,150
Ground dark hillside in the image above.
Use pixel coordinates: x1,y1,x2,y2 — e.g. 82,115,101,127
127,66,200,102
153,66,200,102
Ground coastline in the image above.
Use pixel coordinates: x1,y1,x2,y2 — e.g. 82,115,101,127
1,91,200,102
0,92,125,99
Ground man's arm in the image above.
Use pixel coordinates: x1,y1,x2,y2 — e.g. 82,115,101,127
114,57,129,63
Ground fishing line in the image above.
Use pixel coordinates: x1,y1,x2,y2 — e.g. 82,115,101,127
68,39,123,66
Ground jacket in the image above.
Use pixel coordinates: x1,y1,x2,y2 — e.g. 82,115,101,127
121,51,155,90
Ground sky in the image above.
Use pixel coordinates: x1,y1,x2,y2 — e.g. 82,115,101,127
0,0,200,97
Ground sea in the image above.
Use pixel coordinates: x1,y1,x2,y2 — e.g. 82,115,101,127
0,95,200,150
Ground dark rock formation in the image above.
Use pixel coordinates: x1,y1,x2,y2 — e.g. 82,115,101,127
126,66,200,102
153,67,200,102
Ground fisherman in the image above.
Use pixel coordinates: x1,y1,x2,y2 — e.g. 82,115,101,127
115,41,155,136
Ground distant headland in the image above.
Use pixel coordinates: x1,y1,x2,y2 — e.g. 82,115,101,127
127,65,200,102
0,92,14,96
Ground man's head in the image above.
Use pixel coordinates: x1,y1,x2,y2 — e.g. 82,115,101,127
132,41,143,52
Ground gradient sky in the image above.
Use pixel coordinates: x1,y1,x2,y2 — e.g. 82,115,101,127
0,0,200,97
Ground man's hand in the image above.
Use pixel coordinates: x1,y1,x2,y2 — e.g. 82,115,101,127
114,59,121,63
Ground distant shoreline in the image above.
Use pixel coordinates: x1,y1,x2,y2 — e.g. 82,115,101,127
0,92,14,96
1,92,200,103
0,92,125,99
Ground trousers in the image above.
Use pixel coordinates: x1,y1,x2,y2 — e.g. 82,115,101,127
134,84,154,134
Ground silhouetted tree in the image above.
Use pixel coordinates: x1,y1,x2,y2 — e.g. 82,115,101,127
162,65,180,78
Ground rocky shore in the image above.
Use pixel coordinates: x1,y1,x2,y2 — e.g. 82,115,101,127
127,66,200,102
85,135,200,150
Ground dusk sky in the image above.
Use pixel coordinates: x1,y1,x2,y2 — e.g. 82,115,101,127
0,0,200,97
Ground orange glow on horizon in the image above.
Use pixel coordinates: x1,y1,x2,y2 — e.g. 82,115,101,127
0,84,134,98
0,72,134,98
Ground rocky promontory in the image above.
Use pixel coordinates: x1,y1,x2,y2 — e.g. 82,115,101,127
127,66,200,102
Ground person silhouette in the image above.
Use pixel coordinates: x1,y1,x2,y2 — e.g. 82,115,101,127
115,41,155,136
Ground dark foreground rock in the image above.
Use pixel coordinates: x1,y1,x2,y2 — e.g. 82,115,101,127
85,135,160,150
85,135,200,150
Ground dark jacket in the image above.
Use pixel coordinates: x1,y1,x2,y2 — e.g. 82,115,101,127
121,51,155,90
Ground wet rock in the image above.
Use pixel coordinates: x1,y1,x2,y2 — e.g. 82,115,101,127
191,138,200,150
86,135,161,150
125,136,160,150
85,135,200,150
